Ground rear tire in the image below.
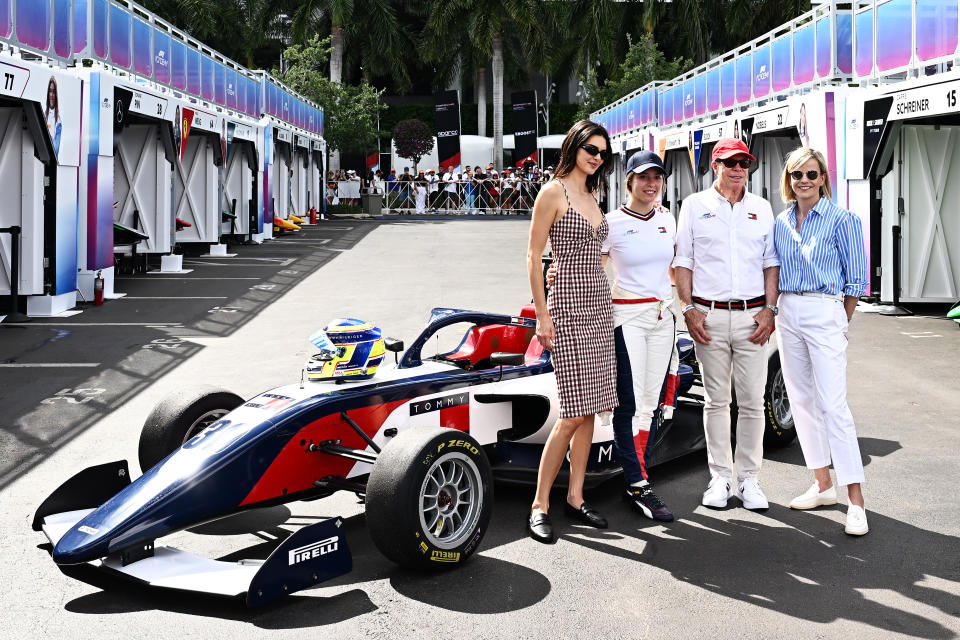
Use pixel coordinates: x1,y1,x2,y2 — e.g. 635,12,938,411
138,386,244,472
764,353,796,447
366,427,493,570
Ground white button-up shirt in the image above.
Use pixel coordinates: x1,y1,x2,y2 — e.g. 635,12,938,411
673,186,779,300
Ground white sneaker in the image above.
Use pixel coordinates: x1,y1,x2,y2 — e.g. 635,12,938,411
789,482,838,510
845,505,869,535
736,477,769,510
702,475,733,508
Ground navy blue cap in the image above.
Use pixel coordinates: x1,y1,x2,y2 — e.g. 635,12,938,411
626,150,667,176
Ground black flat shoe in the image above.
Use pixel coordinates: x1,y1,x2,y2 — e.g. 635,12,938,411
528,512,555,544
565,501,608,529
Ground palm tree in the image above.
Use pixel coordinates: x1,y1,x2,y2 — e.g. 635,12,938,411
422,1,551,170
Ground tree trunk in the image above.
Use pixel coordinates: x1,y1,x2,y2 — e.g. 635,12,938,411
476,65,486,138
330,26,345,84
491,36,503,171
329,25,345,170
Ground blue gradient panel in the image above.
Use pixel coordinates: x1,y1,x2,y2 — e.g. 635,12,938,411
73,0,86,53
109,5,131,68
93,0,107,58
837,13,853,74
855,8,873,76
214,62,226,105
657,93,665,125
153,30,170,85
877,0,911,71
695,74,706,115
736,54,752,104
673,86,683,122
816,17,832,77
640,92,648,124
0,0,10,38
249,78,259,117
682,80,694,119
753,45,770,98
54,0,71,57
283,90,290,122
319,110,324,137
721,62,735,107
707,68,720,112
171,39,187,90
17,0,51,50
793,25,814,84
772,37,791,91
917,0,958,61
268,82,276,117
201,55,214,101
54,171,78,294
187,49,201,95
226,69,237,110
133,18,151,77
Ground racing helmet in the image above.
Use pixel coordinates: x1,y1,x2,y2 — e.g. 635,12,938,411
306,318,385,381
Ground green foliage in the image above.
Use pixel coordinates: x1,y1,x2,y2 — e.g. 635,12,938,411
277,36,386,155
392,120,434,169
575,34,692,122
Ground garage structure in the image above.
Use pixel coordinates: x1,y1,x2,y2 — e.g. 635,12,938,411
0,50,83,317
220,121,259,238
111,84,177,263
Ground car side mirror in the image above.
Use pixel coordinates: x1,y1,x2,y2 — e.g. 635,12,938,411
490,352,524,381
490,352,524,367
385,338,404,364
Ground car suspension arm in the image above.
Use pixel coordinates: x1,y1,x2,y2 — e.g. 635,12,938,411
340,411,381,454
309,440,378,465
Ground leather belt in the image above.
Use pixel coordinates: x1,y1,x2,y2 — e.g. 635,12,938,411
692,295,766,310
612,297,659,304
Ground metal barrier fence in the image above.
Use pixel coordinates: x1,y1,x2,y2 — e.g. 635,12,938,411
378,178,544,215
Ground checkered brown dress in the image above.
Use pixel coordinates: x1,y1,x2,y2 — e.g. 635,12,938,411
547,181,618,418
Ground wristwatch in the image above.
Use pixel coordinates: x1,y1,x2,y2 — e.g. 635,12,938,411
766,304,779,316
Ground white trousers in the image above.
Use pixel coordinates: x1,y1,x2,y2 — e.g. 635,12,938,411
695,303,767,481
776,293,865,486
613,303,676,426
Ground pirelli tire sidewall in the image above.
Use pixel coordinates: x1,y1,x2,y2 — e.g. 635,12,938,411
366,426,493,571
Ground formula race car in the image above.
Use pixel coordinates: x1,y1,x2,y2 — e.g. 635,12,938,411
34,305,794,606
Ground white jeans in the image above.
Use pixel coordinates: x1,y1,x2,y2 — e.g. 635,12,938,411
695,303,767,481
776,293,865,486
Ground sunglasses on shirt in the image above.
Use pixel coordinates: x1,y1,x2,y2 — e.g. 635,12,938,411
790,169,821,180
579,143,609,160
717,158,752,169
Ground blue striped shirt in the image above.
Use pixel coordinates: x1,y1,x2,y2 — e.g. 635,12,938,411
774,197,868,297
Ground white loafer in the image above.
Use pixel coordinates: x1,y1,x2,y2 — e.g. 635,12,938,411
788,482,838,510
845,505,869,536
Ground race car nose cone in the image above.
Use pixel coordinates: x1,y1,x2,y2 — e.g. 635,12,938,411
52,526,113,564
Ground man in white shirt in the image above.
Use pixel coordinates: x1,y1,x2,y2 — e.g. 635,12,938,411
442,165,459,211
673,138,780,511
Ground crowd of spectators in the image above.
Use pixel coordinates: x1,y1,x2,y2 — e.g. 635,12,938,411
369,160,554,214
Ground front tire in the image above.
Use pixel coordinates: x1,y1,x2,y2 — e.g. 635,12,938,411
764,353,796,447
366,427,493,570
138,386,244,472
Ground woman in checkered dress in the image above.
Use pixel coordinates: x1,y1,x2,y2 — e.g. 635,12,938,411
525,120,617,543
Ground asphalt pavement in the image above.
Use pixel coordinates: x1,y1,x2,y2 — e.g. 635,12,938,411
1,217,958,639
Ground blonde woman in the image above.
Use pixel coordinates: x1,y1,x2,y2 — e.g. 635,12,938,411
774,147,869,535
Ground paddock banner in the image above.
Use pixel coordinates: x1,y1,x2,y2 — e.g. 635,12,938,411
512,90,538,167
434,90,461,171
179,107,194,160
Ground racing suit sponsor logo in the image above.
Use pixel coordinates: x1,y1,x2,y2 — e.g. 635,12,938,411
410,393,468,415
288,536,339,565
430,550,461,563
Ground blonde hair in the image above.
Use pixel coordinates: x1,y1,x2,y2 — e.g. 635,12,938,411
780,147,832,204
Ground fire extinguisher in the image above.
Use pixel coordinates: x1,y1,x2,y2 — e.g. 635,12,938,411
94,270,104,306
309,207,318,224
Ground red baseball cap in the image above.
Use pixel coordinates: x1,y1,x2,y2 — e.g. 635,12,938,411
712,137,756,162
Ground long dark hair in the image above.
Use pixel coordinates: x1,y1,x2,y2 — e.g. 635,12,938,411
553,119,612,195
